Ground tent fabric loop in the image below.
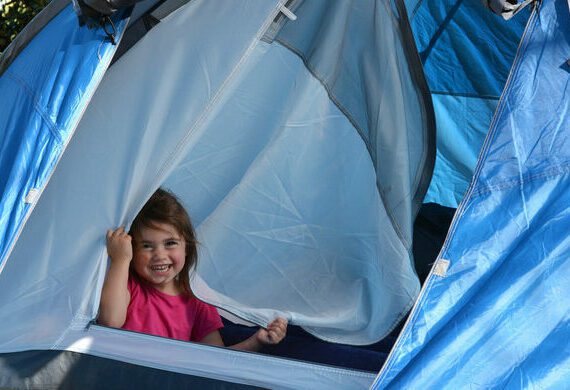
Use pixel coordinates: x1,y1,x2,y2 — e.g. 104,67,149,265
102,15,118,44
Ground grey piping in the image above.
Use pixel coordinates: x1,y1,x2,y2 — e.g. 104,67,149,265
274,0,436,254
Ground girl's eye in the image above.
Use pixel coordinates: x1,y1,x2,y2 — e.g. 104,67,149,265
141,243,153,250
165,240,179,248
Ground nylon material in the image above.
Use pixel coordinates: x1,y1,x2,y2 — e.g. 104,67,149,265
424,94,497,207
0,0,282,352
164,42,420,345
276,0,429,249
371,39,423,247
0,205,107,349
412,0,527,97
61,326,376,389
0,5,127,272
164,43,280,227
475,11,570,188
404,0,422,17
376,1,570,386
0,105,58,266
378,178,570,388
364,6,430,247
411,0,527,205
0,350,259,389
7,6,118,143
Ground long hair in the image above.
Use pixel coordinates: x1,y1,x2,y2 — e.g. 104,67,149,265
129,188,197,295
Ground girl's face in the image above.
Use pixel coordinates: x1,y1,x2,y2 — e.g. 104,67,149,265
132,221,186,295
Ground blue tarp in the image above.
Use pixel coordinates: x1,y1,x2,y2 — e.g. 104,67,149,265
0,5,127,273
374,0,570,387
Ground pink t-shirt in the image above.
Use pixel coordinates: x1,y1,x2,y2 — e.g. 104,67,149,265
122,276,223,342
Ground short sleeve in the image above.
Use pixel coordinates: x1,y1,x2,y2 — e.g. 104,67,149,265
127,274,140,297
190,299,224,342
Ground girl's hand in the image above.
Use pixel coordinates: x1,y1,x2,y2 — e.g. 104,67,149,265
106,227,133,265
255,317,288,346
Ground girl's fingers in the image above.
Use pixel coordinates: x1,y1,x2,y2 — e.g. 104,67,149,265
266,321,286,340
268,329,284,343
107,227,127,237
268,318,287,331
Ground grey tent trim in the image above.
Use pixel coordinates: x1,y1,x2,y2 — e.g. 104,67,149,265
275,0,435,251
394,0,436,230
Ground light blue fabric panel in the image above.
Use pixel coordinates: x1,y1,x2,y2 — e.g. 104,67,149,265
426,94,497,205
373,0,570,387
411,0,527,207
166,41,420,345
0,5,127,272
163,0,432,344
275,0,434,250
0,0,285,352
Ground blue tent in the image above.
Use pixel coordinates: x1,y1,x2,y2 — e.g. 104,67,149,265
0,0,430,387
0,0,568,388
374,0,570,388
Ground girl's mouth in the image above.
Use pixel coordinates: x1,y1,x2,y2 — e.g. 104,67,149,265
150,264,172,272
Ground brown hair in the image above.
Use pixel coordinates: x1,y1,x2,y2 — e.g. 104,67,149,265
129,188,197,295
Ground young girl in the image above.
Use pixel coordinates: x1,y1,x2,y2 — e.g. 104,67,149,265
98,188,287,350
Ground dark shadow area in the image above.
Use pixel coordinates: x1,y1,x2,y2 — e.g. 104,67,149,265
221,318,403,373
413,202,456,283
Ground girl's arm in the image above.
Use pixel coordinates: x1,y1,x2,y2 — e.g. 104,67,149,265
98,227,133,328
200,318,288,352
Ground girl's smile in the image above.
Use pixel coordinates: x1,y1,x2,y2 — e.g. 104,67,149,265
132,222,186,295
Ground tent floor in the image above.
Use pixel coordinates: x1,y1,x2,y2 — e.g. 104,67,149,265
0,349,262,389
220,319,403,373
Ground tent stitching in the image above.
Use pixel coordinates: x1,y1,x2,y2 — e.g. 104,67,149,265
5,70,63,144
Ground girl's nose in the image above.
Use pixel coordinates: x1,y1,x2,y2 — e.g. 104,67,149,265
153,245,167,258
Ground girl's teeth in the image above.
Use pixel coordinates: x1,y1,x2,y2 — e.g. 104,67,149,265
151,264,170,271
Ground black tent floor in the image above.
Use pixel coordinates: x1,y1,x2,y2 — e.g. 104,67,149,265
220,318,403,373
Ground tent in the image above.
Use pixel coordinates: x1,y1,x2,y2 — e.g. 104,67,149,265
0,0,568,388
374,0,570,388
0,0,432,387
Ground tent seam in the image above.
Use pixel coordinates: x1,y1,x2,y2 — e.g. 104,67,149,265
393,0,436,239
148,1,286,192
470,162,570,197
273,37,414,251
373,4,543,386
5,70,64,144
437,0,540,255
85,325,378,378
430,90,501,100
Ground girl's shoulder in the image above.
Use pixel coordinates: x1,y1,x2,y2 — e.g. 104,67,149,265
127,272,141,294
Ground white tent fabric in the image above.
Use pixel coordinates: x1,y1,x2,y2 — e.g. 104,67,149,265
58,324,376,389
0,0,282,352
164,41,420,343
0,0,427,354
